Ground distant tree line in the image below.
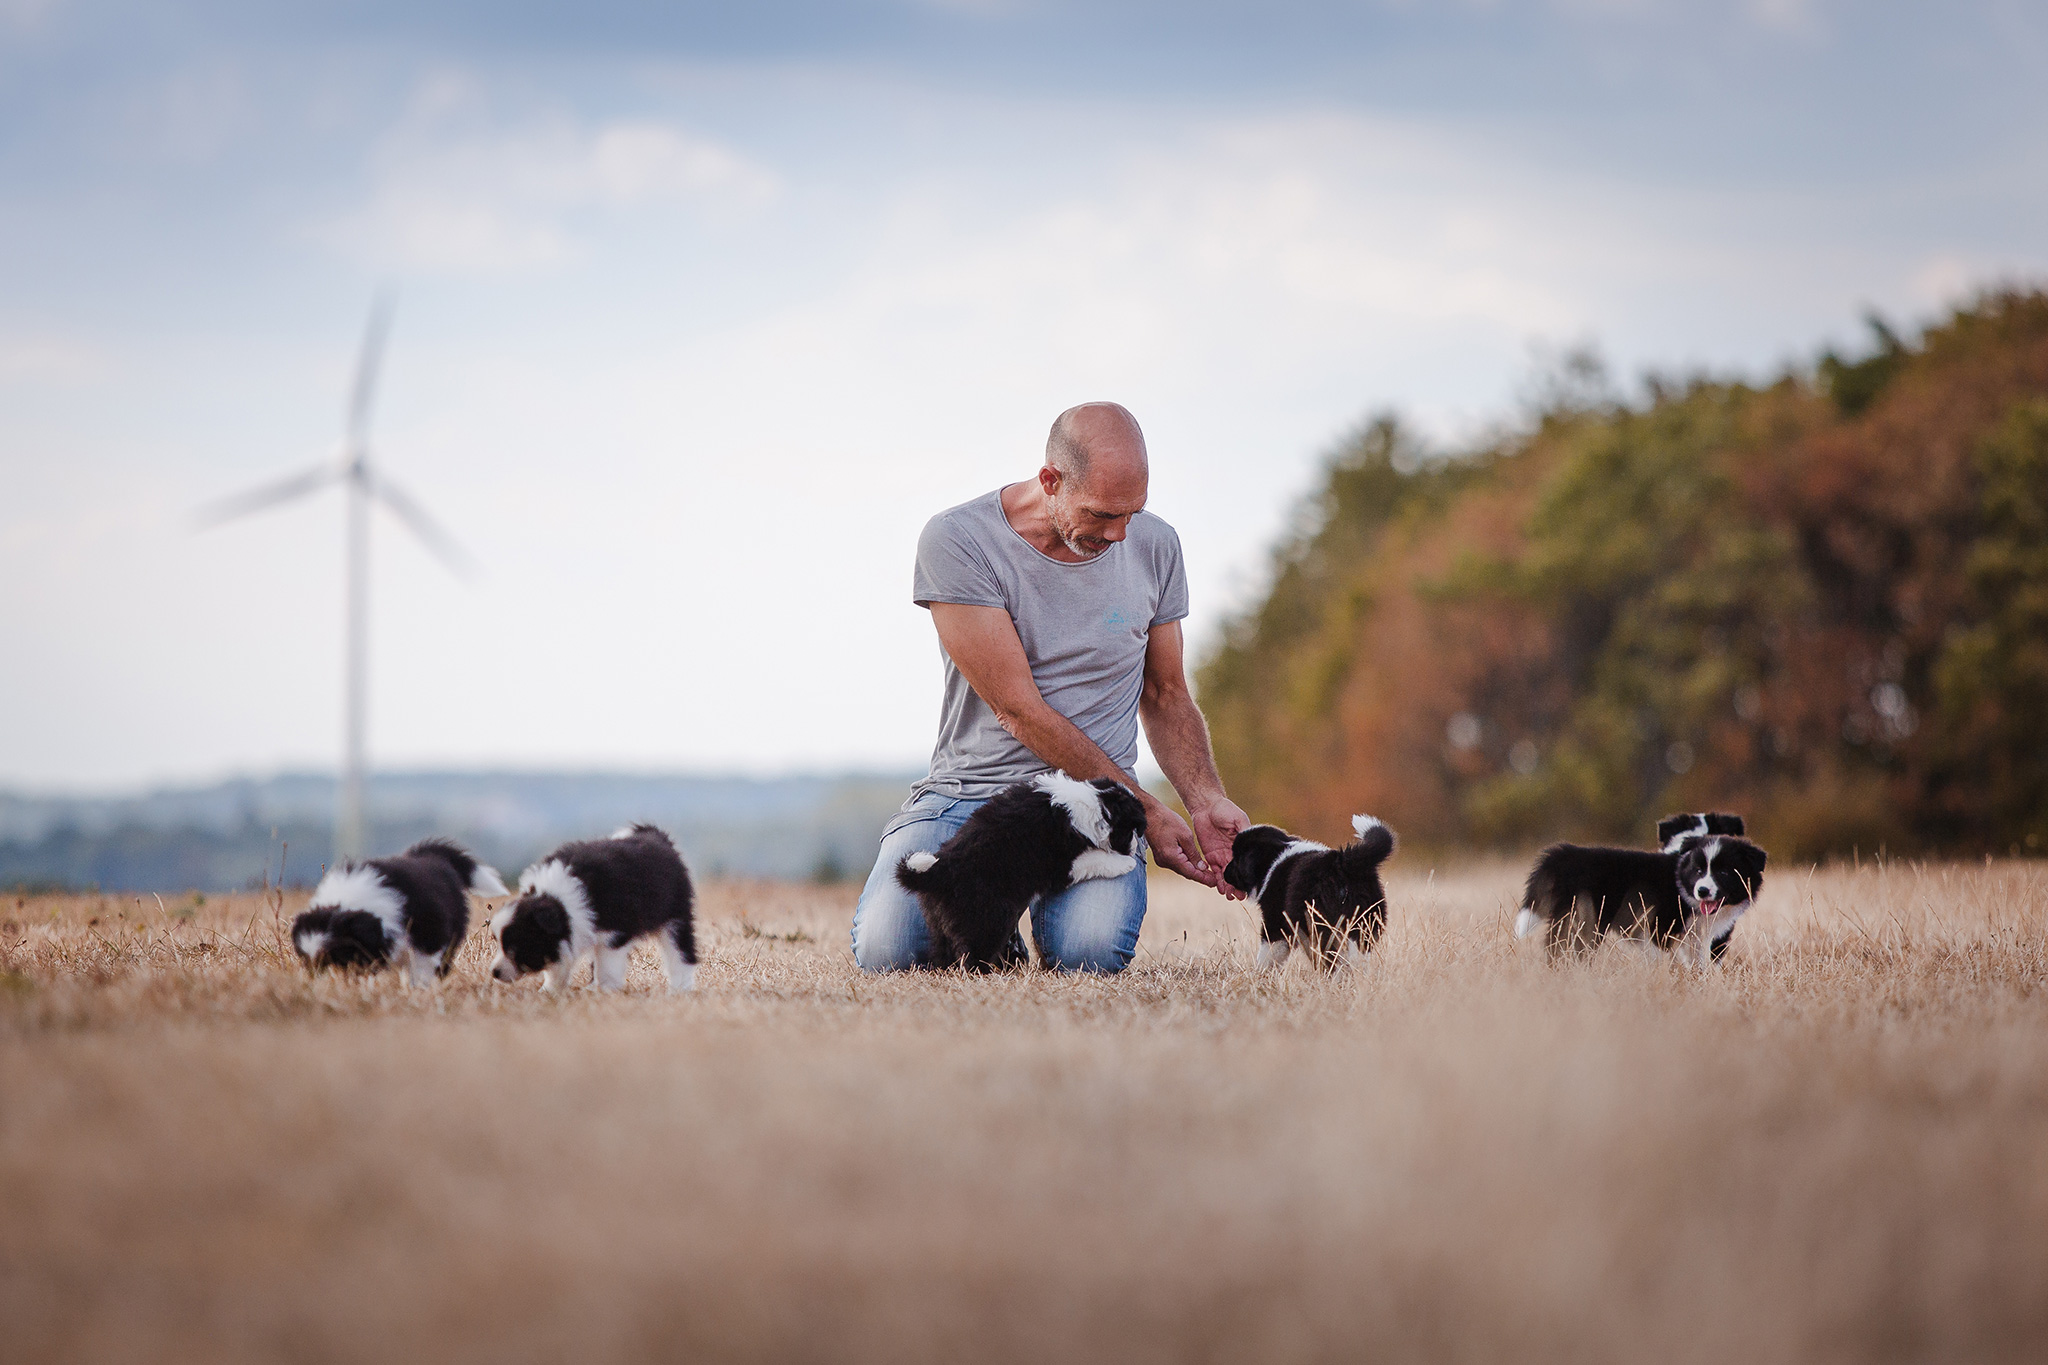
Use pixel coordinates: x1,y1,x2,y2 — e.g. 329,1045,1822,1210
1198,290,2048,859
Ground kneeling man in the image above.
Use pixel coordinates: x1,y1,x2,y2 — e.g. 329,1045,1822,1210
852,401,1249,973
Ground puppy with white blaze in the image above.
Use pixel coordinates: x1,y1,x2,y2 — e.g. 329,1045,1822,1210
1514,832,1768,969
292,838,509,986
490,824,697,993
1223,815,1397,971
1657,812,1748,961
893,773,1148,971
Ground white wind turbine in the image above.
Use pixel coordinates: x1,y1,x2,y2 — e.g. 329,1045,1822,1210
197,297,478,863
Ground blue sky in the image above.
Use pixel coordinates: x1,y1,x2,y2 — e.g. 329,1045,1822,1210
3,0,2044,790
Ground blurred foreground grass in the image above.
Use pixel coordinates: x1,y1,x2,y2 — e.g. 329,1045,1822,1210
3,859,2046,1362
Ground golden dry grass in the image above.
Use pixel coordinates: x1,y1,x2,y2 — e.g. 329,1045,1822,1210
4,858,2048,1363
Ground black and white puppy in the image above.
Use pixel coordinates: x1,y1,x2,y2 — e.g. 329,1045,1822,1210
292,838,508,986
490,825,698,993
1223,815,1397,971
1513,833,1768,968
1656,812,1748,960
894,773,1148,971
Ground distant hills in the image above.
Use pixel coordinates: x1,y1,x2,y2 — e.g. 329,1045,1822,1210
0,770,923,891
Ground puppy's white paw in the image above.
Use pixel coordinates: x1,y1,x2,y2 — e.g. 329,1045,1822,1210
904,851,938,873
1069,849,1136,883
1513,908,1542,939
1254,939,1291,970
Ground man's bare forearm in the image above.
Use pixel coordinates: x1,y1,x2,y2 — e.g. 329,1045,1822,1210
1140,686,1226,813
991,695,1145,793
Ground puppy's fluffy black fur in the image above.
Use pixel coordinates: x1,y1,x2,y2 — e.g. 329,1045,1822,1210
490,824,698,993
894,773,1147,971
1656,812,1748,959
1223,815,1397,971
291,838,508,985
1516,832,1768,967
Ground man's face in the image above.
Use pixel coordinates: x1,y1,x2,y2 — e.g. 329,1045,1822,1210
1047,466,1147,558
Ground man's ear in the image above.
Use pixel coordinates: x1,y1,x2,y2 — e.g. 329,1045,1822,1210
1038,464,1062,498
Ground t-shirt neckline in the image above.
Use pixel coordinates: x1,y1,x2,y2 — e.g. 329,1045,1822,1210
991,485,1122,569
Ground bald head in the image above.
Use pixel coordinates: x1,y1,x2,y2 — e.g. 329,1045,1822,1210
1034,402,1150,558
1046,402,1148,491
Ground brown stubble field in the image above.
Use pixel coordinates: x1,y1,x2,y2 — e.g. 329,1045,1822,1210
3,858,2047,1364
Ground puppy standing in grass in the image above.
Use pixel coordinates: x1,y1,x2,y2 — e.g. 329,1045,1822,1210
1514,832,1768,969
1223,815,1397,971
894,774,1148,970
292,838,508,986
1657,812,1748,961
490,825,697,993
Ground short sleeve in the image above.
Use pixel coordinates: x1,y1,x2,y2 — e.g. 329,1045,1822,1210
1150,522,1189,626
913,511,1006,610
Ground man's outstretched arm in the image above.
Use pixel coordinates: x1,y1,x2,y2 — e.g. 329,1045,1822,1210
1138,621,1250,898
928,602,1221,887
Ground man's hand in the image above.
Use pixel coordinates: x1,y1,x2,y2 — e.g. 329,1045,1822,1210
1142,795,1219,888
1189,797,1251,900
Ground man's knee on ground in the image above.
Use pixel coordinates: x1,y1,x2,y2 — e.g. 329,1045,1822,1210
852,925,921,974
1038,926,1134,974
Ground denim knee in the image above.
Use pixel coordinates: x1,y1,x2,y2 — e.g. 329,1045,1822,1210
850,793,973,974
1032,865,1146,974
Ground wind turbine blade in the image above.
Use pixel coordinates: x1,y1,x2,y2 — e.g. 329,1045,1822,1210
371,474,481,581
192,461,341,528
347,291,397,453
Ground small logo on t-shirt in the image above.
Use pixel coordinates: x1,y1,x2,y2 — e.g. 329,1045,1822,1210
1103,607,1133,630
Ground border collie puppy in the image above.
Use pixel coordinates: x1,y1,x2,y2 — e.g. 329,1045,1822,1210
292,838,508,986
1220,818,1400,965
490,824,697,993
1513,834,1768,968
1223,815,1397,971
893,773,1147,971
1656,812,1748,960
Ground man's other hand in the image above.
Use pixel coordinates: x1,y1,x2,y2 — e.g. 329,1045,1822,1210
1141,796,1218,888
1190,798,1251,900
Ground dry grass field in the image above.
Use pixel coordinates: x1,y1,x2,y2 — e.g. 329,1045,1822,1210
4,857,2048,1363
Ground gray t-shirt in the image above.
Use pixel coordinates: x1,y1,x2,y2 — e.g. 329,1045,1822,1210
909,488,1189,802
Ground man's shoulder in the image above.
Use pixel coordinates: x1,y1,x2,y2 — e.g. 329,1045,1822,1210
1129,508,1179,540
1127,509,1183,557
923,489,1004,534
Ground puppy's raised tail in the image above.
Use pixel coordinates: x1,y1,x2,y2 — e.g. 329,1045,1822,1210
1348,814,1396,863
1515,851,1565,938
894,850,944,893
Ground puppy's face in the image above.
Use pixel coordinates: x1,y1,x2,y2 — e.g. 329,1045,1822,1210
1223,825,1294,896
490,895,572,983
1088,778,1149,855
291,908,391,972
1674,836,1767,916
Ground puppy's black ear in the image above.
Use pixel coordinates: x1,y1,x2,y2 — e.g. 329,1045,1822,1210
1097,783,1148,853
1712,813,1747,837
1655,815,1692,846
1751,844,1768,870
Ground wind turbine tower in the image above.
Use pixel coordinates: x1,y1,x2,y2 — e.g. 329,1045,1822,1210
198,297,476,862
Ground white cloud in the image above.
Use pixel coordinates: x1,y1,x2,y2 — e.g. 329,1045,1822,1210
318,83,780,273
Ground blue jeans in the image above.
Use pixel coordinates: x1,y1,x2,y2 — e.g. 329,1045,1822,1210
851,791,1148,974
